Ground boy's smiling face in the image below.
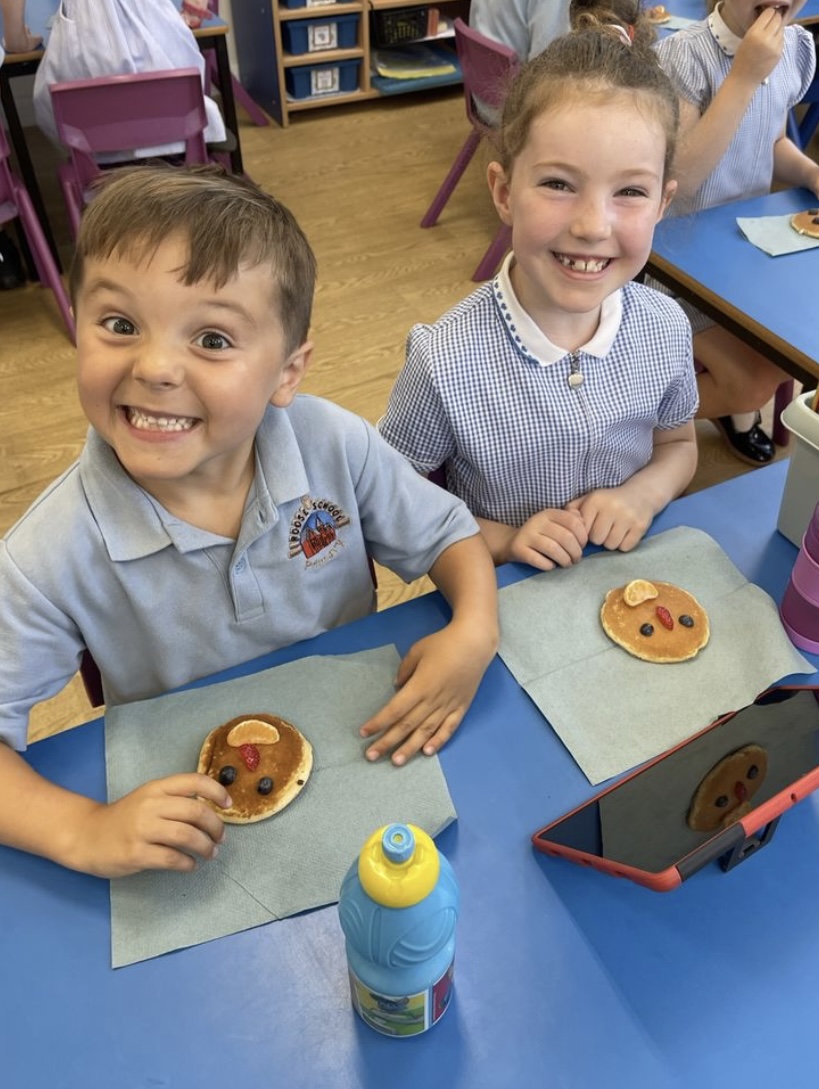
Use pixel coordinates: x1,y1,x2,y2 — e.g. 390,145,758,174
75,235,311,512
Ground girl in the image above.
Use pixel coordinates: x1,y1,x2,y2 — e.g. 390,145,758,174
378,10,698,571
656,0,818,464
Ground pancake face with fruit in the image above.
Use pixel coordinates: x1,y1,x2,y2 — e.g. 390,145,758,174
646,4,671,23
198,713,313,824
600,579,709,663
791,209,819,239
687,744,768,832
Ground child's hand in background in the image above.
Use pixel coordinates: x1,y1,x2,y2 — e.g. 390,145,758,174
733,7,785,88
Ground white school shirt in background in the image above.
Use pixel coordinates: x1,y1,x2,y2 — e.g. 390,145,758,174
377,253,697,527
469,0,571,62
656,4,815,218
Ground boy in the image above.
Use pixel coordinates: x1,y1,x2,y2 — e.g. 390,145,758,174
0,166,499,879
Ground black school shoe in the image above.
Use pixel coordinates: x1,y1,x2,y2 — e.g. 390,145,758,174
712,414,774,466
0,231,26,290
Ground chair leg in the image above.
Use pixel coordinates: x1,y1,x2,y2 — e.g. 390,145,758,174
14,184,75,343
206,49,269,127
420,129,482,228
772,379,795,447
472,223,512,282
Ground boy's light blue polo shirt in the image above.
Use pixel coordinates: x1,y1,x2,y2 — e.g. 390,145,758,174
0,395,478,750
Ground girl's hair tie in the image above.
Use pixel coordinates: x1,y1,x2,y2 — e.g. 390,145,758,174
605,23,634,46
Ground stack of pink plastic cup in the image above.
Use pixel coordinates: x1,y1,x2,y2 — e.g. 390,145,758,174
780,501,819,653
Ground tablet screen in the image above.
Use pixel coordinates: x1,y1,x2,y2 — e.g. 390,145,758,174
536,689,819,875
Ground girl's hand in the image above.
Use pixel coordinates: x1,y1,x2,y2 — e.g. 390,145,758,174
358,623,496,766
69,774,231,878
505,508,588,569
567,487,653,553
733,8,785,87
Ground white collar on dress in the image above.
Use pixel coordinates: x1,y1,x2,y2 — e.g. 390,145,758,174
708,3,745,57
495,251,622,364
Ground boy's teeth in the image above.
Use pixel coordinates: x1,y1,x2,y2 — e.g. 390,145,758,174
556,254,609,273
127,408,196,432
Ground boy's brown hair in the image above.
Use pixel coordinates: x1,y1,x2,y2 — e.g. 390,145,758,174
69,165,317,354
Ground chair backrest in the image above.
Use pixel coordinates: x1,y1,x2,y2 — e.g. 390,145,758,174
453,18,519,131
49,68,211,191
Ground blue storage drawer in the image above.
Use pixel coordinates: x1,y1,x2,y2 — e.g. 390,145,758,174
285,58,361,99
282,13,359,54
280,0,341,8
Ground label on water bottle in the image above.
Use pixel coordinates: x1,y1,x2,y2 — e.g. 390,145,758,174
347,960,454,1037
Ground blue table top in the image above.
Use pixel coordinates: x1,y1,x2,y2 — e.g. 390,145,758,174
648,188,819,382
3,461,819,1089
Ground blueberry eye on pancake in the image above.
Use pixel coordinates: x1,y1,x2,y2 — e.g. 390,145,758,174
198,714,313,824
600,580,710,663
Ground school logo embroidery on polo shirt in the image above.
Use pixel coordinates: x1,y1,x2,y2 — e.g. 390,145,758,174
288,495,351,568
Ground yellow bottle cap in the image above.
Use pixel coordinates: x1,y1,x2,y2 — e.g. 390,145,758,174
358,823,440,908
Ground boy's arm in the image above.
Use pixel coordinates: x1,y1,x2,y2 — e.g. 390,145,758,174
0,739,232,877
358,533,499,765
669,12,785,200
566,422,697,552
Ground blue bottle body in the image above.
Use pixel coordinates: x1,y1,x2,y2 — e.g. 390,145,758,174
338,824,459,1037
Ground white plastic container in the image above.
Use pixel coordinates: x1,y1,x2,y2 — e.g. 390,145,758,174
778,391,819,547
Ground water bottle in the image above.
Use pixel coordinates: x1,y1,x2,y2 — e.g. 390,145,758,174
338,822,459,1037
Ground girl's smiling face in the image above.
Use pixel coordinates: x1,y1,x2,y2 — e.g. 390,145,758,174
488,92,676,351
719,0,806,36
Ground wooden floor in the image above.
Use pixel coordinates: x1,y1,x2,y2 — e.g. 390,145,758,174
0,90,798,742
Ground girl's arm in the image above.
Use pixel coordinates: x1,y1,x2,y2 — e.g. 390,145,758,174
567,422,698,553
772,131,819,196
670,12,786,200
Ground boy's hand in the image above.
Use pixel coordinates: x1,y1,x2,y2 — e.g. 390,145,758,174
733,8,785,87
358,622,496,766
566,486,653,553
504,507,588,569
70,773,231,878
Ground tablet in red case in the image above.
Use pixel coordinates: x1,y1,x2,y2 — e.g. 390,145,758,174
532,686,819,891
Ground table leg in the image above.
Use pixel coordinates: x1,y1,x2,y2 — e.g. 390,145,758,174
209,36,244,175
0,69,63,272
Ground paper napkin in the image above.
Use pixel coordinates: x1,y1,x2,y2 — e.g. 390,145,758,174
105,646,457,967
497,527,813,786
737,213,819,257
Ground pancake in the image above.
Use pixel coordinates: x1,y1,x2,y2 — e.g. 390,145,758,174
646,5,671,23
197,713,313,824
790,209,819,239
600,579,709,663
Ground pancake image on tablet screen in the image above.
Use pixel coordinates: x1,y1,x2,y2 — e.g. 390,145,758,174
600,579,710,663
198,714,313,824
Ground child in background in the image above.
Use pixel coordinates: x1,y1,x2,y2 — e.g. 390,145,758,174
0,166,498,879
379,9,698,571
656,0,819,464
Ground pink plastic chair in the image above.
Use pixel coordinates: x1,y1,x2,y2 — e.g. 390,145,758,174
0,121,75,342
420,18,519,282
49,68,216,240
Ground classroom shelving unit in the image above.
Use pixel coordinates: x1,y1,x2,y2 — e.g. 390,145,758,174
230,0,470,127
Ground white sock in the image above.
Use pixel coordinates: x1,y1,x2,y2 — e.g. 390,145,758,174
731,412,757,433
